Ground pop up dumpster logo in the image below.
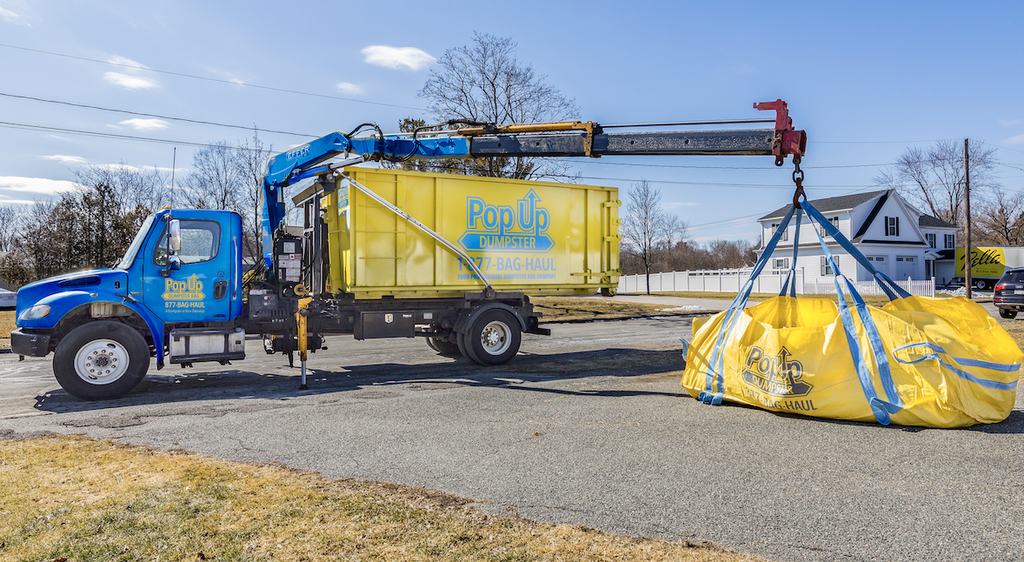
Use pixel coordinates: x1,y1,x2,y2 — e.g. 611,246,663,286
742,346,813,397
459,190,552,253
163,274,205,302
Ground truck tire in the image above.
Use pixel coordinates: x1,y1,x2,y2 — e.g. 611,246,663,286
999,308,1017,319
53,321,150,400
427,336,462,356
461,309,522,366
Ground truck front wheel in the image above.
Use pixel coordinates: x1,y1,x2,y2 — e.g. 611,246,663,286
460,309,522,366
53,321,150,400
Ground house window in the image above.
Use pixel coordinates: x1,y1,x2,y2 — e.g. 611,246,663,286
819,216,840,236
773,258,789,270
944,233,955,249
821,256,834,276
926,233,936,248
885,216,900,236
770,223,788,242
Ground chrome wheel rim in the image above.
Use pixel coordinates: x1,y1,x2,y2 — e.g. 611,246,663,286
74,339,129,385
479,321,512,356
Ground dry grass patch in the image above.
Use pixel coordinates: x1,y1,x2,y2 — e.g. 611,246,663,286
532,297,697,323
0,309,13,349
0,435,766,562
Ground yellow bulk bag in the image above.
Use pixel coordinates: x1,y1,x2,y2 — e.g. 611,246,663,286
681,199,1021,428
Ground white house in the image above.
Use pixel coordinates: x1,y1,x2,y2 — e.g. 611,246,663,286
757,189,957,284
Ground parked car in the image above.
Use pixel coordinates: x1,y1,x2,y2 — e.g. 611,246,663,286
993,268,1024,319
0,289,15,309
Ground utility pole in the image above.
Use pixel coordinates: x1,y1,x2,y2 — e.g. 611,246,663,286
964,139,972,299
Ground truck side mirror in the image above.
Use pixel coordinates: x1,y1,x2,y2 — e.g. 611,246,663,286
169,219,181,252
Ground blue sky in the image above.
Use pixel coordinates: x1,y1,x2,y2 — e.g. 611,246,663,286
1,0,1022,243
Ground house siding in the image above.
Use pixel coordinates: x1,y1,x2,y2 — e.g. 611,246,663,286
757,190,953,285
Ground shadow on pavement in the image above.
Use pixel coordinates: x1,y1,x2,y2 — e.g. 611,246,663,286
32,347,685,414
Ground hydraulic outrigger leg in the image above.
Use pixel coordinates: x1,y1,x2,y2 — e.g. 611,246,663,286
297,297,311,390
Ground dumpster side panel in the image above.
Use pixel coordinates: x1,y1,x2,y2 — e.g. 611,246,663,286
328,168,619,298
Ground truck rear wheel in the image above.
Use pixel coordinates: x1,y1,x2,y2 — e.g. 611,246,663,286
461,309,522,366
427,336,461,356
53,321,150,400
999,308,1017,319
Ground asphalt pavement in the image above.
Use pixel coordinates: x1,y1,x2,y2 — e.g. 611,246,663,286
0,297,1021,562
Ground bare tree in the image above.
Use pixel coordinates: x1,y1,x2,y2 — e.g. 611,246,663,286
233,131,273,261
620,179,685,294
73,162,167,213
180,135,273,261
975,187,1024,246
0,206,22,252
874,139,998,230
418,32,579,180
182,141,241,211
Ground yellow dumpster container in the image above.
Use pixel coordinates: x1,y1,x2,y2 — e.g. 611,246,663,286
323,168,621,298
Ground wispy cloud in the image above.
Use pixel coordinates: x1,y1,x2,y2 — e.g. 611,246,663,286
361,46,435,71
0,6,29,26
118,118,169,131
108,55,148,69
104,72,160,90
103,55,159,90
1006,134,1024,145
41,155,88,165
94,163,175,173
0,176,78,195
999,119,1022,127
199,65,246,86
336,82,364,95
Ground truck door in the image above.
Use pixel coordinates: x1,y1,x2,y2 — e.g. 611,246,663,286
143,217,233,323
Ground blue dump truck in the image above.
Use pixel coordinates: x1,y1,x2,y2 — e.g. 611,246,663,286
11,101,806,400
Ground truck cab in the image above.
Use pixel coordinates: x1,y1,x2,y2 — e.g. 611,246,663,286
12,208,244,399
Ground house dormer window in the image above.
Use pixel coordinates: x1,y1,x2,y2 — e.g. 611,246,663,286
926,233,936,248
885,216,900,236
770,223,788,242
820,216,840,236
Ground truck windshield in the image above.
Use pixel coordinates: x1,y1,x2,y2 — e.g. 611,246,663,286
115,214,156,270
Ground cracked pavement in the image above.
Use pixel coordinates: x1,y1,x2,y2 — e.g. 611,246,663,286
1,309,1022,562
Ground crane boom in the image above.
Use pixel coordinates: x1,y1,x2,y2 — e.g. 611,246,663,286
259,99,806,270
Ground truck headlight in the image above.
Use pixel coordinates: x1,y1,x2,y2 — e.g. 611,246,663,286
19,304,51,320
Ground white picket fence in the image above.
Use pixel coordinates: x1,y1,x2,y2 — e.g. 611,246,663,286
617,269,936,297
803,278,935,297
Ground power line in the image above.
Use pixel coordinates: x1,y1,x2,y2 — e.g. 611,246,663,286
0,120,270,153
0,42,428,112
0,91,316,138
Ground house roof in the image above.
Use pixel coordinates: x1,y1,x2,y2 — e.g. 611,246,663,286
758,189,888,221
919,215,956,229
